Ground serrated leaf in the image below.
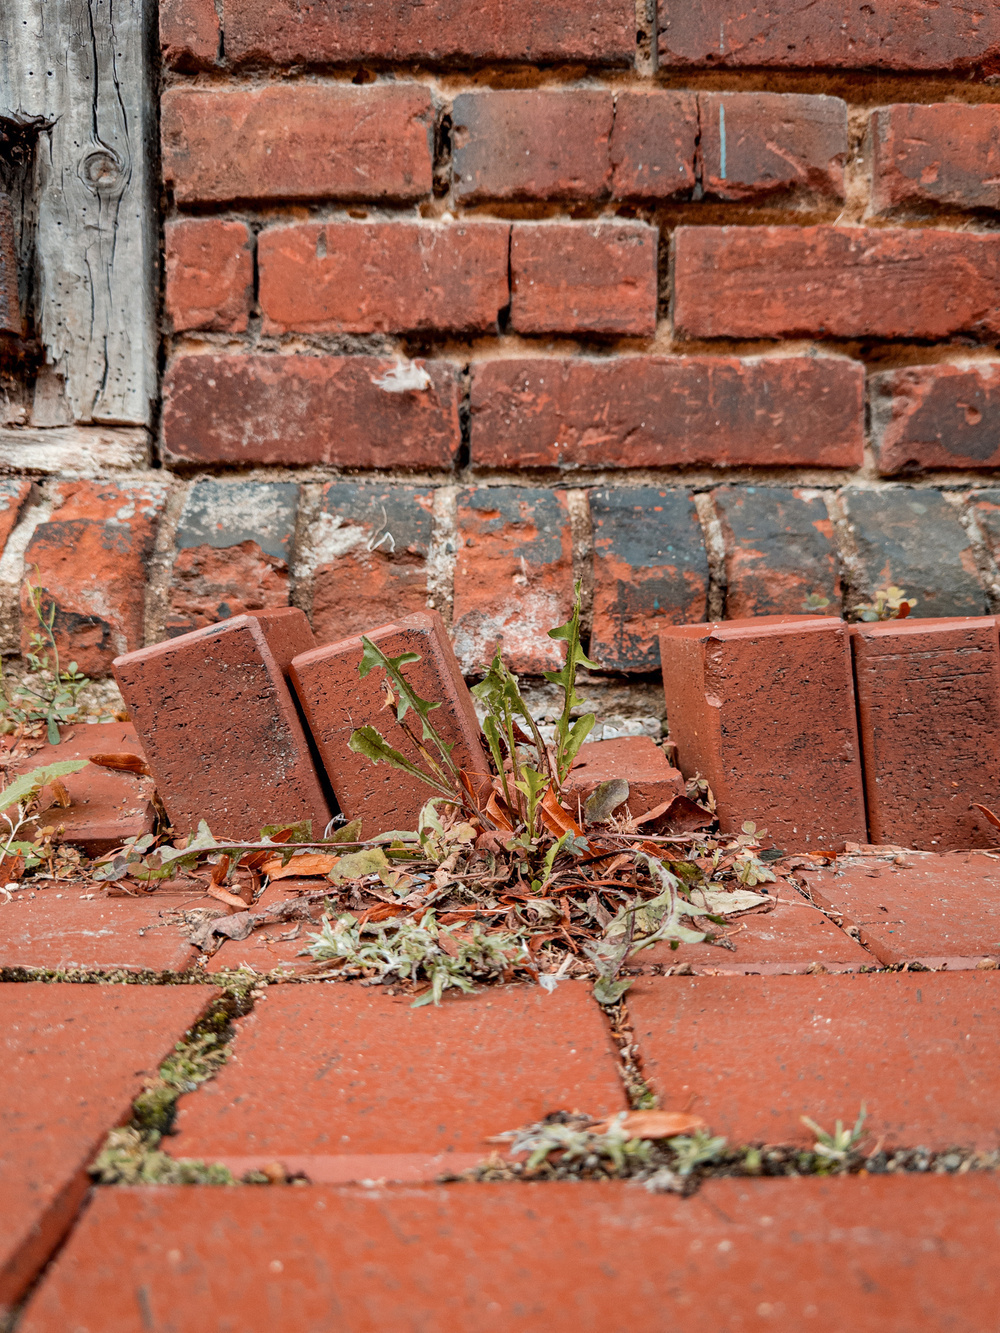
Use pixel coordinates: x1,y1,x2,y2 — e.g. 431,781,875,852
0,759,89,813
259,820,313,843
594,976,632,1006
348,725,450,794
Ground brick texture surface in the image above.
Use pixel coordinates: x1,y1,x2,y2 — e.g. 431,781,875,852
469,356,864,470
159,0,219,69
608,91,698,199
673,226,1000,342
161,355,462,468
871,364,1000,475
589,487,709,671
968,490,1000,574
164,219,252,334
872,103,1000,214
0,479,31,554
699,93,847,202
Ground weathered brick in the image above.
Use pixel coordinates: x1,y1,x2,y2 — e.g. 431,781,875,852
699,92,847,202
658,1,1000,73
608,91,698,200
673,226,1000,342
712,487,841,619
452,91,613,202
660,616,867,848
839,487,987,619
309,483,435,645
22,480,167,678
223,0,636,66
258,221,509,336
510,223,658,337
0,479,31,554
852,618,1000,851
166,481,299,638
164,219,252,334
160,0,219,68
114,610,331,840
469,356,864,470
872,364,1000,474
161,354,462,468
290,611,488,836
452,488,574,675
968,489,1000,574
162,85,433,205
589,487,709,671
563,736,683,820
872,104,1000,215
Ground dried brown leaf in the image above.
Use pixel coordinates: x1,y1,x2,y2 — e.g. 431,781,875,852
588,1110,706,1139
88,752,153,777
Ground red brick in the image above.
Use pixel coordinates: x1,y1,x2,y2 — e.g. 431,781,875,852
608,91,698,200
168,981,626,1180
511,222,657,337
0,479,31,553
630,972,1000,1149
114,610,331,841
452,91,613,202
290,611,488,836
712,486,842,619
873,103,1000,214
469,356,865,470
660,616,867,849
164,219,252,334
162,85,433,205
258,221,508,336
800,851,1000,968
852,619,1000,851
699,93,847,202
309,483,435,645
659,1,1000,73
562,736,683,821
673,226,1000,342
0,983,217,1316
161,354,462,468
871,364,1000,474
223,0,636,66
452,487,574,675
160,0,219,68
22,480,167,679
590,488,709,671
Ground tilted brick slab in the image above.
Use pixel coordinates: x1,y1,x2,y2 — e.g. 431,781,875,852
221,0,637,66
510,222,658,337
162,85,434,205
608,91,698,200
800,853,1000,968
165,480,300,637
452,487,574,675
168,982,626,1181
290,610,488,835
0,478,31,553
258,221,509,335
589,487,709,671
851,618,1000,851
871,364,1000,474
660,616,867,849
160,0,219,69
164,219,253,333
630,972,1000,1149
114,610,330,840
839,488,988,619
673,226,1000,342
562,736,684,821
468,356,864,470
161,354,462,468
309,483,435,645
0,983,218,1317
712,487,841,619
659,1,1000,73
871,104,1000,215
22,480,167,679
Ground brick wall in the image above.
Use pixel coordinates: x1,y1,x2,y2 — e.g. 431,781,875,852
6,1,1000,723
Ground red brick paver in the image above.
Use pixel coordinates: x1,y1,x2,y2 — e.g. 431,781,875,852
20,1176,1000,1332
168,981,626,1181
563,735,683,818
0,982,218,1316
629,972,1000,1150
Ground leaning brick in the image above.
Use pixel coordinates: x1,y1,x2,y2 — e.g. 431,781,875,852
309,484,436,646
660,616,867,848
22,480,167,678
114,610,331,840
871,104,1000,215
852,617,1000,851
871,364,1000,475
290,611,489,837
711,487,841,619
164,219,253,334
608,91,698,200
160,0,219,68
166,480,300,638
589,488,709,672
452,488,574,676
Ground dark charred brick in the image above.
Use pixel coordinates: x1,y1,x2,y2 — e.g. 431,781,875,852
712,487,841,619
699,92,847,202
608,91,698,200
871,364,1000,475
589,488,709,672
871,103,1000,215
839,487,988,619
